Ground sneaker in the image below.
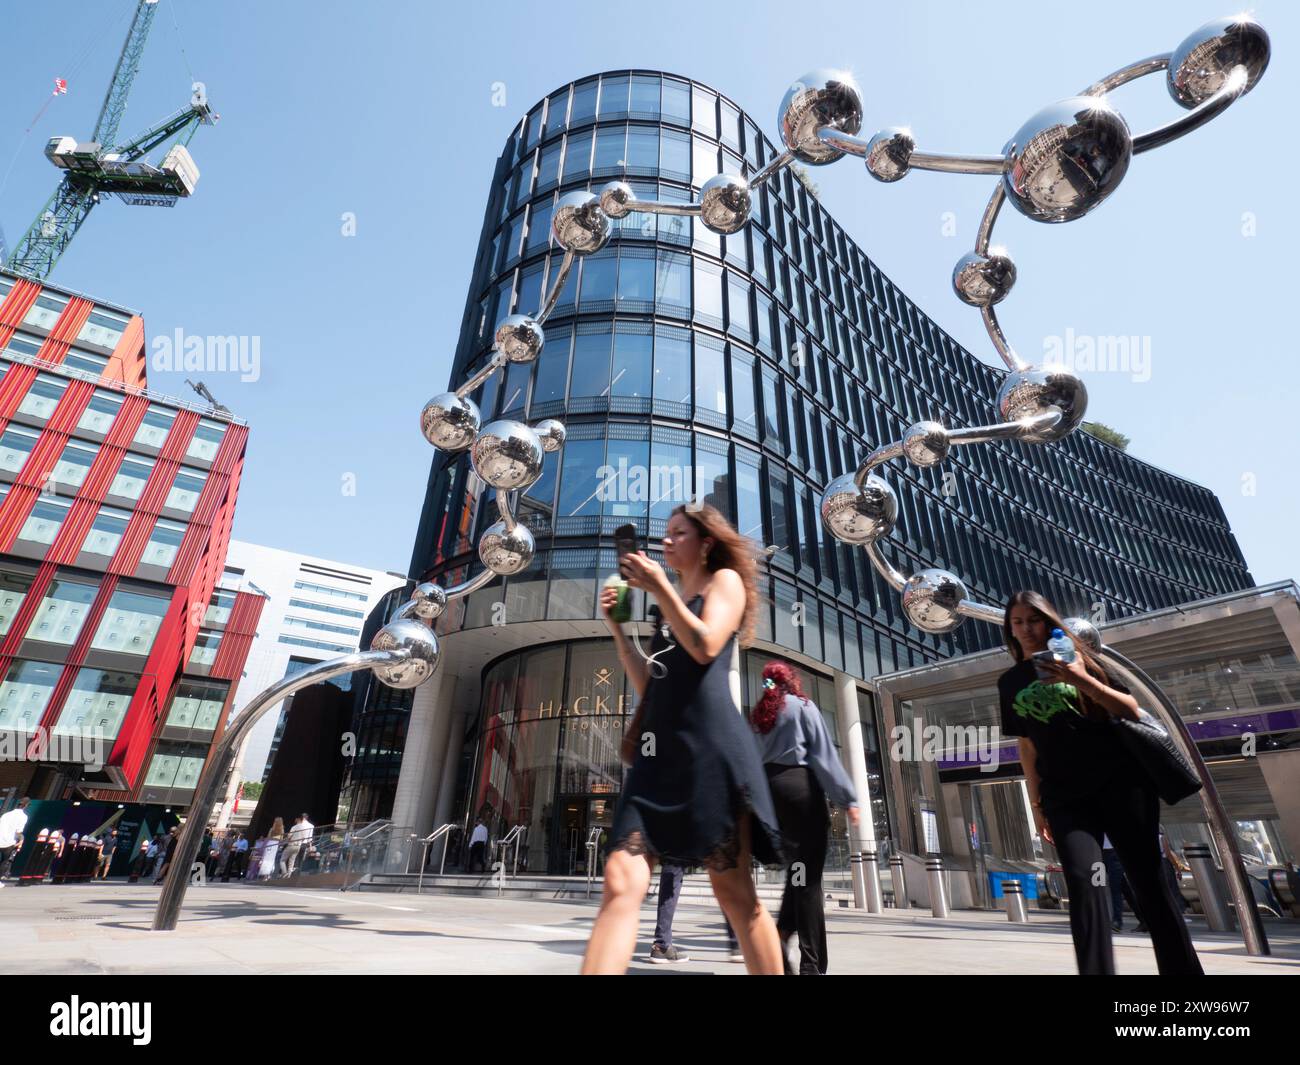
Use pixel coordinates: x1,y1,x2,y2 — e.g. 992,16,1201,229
649,943,689,963
728,946,744,963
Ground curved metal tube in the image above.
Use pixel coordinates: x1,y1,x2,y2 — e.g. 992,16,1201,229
908,150,1006,176
815,127,870,157
1081,53,1170,96
455,352,505,401
749,149,793,188
1133,66,1248,154
954,598,1004,624
1098,646,1269,956
152,649,412,931
974,183,1005,256
854,441,903,487
535,248,575,325
443,564,497,602
496,488,517,532
620,199,701,218
947,410,1063,447
863,538,907,592
980,304,1028,372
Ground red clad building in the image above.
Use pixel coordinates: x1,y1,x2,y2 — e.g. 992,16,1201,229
0,269,263,810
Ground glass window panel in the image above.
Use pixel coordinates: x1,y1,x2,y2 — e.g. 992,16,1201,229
18,497,71,546
768,466,791,558
727,276,752,340
516,265,544,317
0,571,35,638
625,126,658,170
531,331,571,407
694,342,727,422
569,79,598,124
203,589,237,627
659,129,690,178
662,78,690,124
25,577,97,645
650,439,692,521
63,349,108,376
50,440,98,490
80,505,132,558
731,354,757,435
23,293,68,331
569,327,612,399
545,88,570,136
525,200,553,254
599,74,629,116
562,129,593,180
0,425,39,473
90,588,170,657
602,436,649,520
535,142,561,189
694,446,731,522
654,251,690,311
558,439,607,518
630,75,660,117
693,261,723,321
52,668,138,743
77,391,124,435
165,468,208,513
17,375,67,420
132,405,176,449
616,254,655,305
0,660,64,733
579,252,616,305
593,125,626,170
735,453,764,543
611,329,652,399
77,309,130,350
653,332,691,412
188,630,222,668
692,137,717,186
691,86,717,137
185,420,226,462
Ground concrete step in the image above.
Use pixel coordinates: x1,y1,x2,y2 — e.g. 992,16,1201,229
355,871,864,906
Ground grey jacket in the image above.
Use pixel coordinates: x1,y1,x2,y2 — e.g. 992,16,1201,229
753,693,858,809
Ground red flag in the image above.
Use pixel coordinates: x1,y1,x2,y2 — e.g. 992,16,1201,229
53,78,67,96
232,781,244,814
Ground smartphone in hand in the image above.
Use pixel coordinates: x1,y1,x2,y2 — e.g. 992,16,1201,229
614,523,639,575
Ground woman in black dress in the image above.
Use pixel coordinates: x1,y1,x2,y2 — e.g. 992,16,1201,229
1000,590,1201,975
581,504,785,975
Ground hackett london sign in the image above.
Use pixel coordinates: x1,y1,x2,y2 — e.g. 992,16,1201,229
534,666,631,719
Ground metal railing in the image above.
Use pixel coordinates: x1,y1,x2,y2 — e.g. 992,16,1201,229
417,824,458,895
585,827,602,898
495,825,526,897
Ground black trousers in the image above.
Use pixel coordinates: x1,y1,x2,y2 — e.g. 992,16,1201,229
767,764,829,975
1045,775,1202,976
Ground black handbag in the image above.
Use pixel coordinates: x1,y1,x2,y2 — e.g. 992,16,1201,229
1114,708,1203,805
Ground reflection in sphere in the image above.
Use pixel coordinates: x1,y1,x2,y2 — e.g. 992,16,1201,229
533,418,566,453
420,392,480,451
409,581,447,620
997,366,1088,443
1062,615,1104,653
370,620,440,689
865,128,915,182
699,173,752,235
901,421,950,467
1168,16,1270,108
820,472,898,545
494,314,544,364
1003,97,1131,222
901,569,969,634
470,419,545,490
552,191,611,254
777,70,864,166
479,520,536,575
952,251,1017,307
599,181,635,219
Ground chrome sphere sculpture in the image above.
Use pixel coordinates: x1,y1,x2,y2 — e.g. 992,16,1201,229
420,392,480,452
864,128,915,182
552,190,611,254
698,173,752,234
997,368,1088,444
1062,615,1104,653
369,619,441,689
901,421,951,468
901,569,969,635
479,519,536,575
777,70,864,165
952,251,1016,307
494,314,545,364
599,180,636,219
470,419,545,491
1168,16,1270,108
820,473,898,545
534,418,567,453
408,581,447,620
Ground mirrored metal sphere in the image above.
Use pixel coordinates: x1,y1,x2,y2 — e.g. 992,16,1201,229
494,314,544,364
901,421,951,467
698,173,752,235
864,127,915,182
1003,97,1132,222
408,581,447,621
777,70,864,166
997,366,1088,443
370,619,440,690
470,419,545,490
552,190,611,254
952,250,1017,307
901,568,969,634
599,181,635,219
1168,16,1270,108
820,472,898,545
533,418,566,453
1062,615,1104,653
420,392,480,452
479,519,536,575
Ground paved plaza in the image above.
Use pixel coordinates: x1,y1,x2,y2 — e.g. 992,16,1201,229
1,882,1298,975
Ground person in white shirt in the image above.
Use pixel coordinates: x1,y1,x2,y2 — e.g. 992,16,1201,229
0,798,31,884
282,814,315,877
468,819,489,873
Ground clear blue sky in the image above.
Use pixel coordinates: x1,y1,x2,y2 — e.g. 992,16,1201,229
1,0,1294,587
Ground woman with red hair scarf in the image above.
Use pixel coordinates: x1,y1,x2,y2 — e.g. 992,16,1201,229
752,660,859,975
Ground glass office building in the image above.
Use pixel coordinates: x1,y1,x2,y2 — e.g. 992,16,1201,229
359,72,1254,873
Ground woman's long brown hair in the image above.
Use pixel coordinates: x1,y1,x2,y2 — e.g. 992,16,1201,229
672,503,760,646
1002,590,1110,721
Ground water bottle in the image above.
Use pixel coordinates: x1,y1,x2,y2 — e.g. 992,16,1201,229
1047,628,1076,665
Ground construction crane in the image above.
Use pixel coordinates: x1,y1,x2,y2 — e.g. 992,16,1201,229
4,0,217,280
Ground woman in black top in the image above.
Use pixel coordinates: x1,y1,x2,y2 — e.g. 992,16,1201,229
999,590,1201,975
580,504,785,975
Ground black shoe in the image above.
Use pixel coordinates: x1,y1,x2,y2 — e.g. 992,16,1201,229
649,943,689,963
1111,920,1123,933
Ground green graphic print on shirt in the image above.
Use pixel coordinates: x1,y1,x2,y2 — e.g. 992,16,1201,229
1013,680,1082,725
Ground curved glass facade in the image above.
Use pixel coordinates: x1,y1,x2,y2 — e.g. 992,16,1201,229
362,71,1255,865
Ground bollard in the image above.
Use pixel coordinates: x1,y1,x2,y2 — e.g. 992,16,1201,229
861,847,883,914
850,851,866,909
926,856,949,918
1003,878,1028,923
889,855,909,909
1185,843,1232,932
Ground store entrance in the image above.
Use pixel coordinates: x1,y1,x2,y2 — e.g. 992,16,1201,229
555,795,617,876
